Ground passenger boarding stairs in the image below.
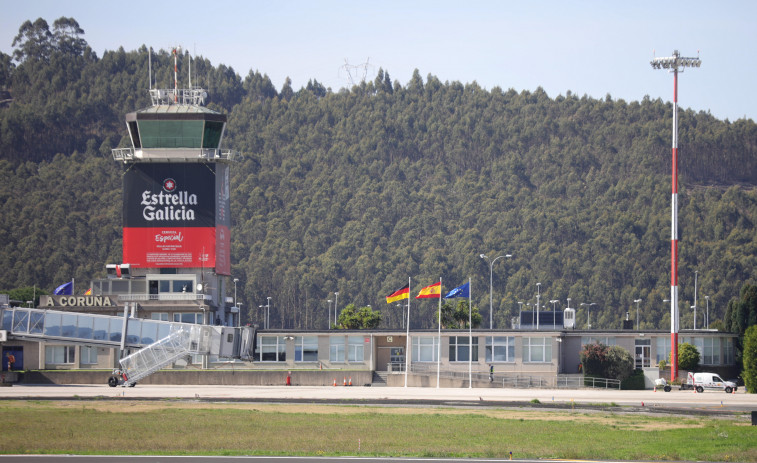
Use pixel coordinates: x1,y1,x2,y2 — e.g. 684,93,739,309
117,326,198,386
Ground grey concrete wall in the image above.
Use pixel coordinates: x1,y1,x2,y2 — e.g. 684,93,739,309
22,370,373,386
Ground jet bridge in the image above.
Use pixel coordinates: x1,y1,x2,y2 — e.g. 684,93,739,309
0,306,255,386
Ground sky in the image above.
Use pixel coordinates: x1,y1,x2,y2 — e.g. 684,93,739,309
2,1,756,122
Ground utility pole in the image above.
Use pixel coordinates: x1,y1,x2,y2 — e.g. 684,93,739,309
651,50,701,382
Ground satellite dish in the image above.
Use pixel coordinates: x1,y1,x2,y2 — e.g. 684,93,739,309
196,283,203,292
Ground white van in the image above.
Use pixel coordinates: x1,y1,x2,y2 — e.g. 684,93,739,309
687,372,738,393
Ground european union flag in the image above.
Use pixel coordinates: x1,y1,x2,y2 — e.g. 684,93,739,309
54,281,74,295
444,282,469,299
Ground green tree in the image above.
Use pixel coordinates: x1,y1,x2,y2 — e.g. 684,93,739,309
743,325,757,393
336,304,382,329
452,300,483,329
677,342,701,372
11,18,52,62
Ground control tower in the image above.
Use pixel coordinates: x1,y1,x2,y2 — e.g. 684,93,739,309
101,54,237,328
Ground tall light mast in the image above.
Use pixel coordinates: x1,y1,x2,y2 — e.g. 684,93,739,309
650,50,701,382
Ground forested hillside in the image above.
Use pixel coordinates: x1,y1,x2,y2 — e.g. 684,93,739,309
1,17,756,332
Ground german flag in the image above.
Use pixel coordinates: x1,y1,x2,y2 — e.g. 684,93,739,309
386,284,410,304
416,281,442,299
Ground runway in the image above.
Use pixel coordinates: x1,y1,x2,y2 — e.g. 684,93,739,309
1,383,754,413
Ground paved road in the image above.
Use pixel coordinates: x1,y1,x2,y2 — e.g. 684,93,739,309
1,383,755,412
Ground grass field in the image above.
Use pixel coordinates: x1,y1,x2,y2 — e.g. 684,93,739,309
2,400,755,461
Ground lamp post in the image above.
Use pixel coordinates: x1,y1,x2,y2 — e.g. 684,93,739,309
480,253,512,329
581,303,596,329
334,292,339,327
693,270,698,330
535,282,541,330
705,295,710,329
550,300,558,329
634,299,642,330
233,278,239,325
327,299,332,329
266,296,271,330
651,49,701,382
518,301,523,329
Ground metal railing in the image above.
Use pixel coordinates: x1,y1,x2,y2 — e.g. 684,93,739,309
409,363,620,389
112,147,236,163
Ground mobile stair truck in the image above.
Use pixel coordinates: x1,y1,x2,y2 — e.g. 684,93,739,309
655,372,738,393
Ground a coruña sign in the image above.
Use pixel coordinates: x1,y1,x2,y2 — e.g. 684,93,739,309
42,295,116,308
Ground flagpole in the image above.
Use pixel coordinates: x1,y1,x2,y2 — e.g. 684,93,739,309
468,276,472,389
437,277,441,389
404,277,411,388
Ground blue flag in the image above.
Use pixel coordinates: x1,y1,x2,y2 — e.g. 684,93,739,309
54,281,74,295
444,282,469,299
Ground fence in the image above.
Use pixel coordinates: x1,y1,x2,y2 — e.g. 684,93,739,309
410,363,620,389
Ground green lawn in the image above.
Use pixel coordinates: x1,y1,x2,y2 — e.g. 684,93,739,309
2,400,755,461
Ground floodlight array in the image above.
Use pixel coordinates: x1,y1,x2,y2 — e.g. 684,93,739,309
650,50,701,70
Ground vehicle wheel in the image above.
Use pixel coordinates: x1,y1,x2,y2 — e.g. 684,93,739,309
108,376,118,387
664,385,671,392
696,386,704,393
725,386,732,394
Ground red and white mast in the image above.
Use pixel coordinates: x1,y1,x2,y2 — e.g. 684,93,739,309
651,50,701,382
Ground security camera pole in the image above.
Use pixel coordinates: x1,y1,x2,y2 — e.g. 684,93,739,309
650,50,701,382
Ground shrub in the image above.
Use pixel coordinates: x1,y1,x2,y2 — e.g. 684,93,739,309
621,369,646,390
743,325,757,393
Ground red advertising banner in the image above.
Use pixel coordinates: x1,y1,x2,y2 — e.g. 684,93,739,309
123,227,216,268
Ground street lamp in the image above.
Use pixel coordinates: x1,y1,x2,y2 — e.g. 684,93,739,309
550,300,559,329
651,49,701,382
266,297,271,329
693,270,698,330
581,303,596,329
480,253,512,329
634,299,642,330
535,282,541,330
334,292,339,326
233,278,239,325
327,299,333,329
705,295,710,329
517,301,523,329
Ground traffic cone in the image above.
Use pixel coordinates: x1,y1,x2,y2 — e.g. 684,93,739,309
348,377,352,386
333,378,337,386
343,376,347,386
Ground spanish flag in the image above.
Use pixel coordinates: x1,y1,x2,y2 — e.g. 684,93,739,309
84,288,92,295
386,284,410,304
416,281,442,299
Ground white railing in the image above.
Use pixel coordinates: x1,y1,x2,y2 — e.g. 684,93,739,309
410,363,620,389
117,294,211,302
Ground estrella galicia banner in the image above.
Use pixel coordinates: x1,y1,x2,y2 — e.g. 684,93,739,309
123,163,224,270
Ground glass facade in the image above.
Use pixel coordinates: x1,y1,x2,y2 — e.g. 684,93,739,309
330,337,345,362
137,120,224,149
523,337,552,363
412,336,438,362
295,336,318,362
486,336,515,363
449,336,478,362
